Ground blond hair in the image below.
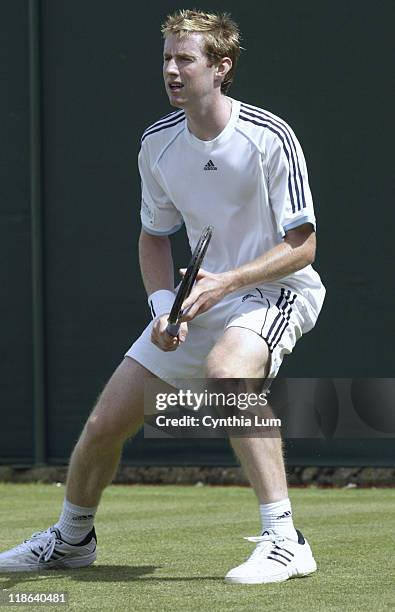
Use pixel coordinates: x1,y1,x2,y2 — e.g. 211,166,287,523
161,9,242,94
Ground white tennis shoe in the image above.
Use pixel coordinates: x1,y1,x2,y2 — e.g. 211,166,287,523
0,527,97,572
225,529,317,584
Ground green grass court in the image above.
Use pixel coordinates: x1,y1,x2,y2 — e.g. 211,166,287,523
0,484,394,611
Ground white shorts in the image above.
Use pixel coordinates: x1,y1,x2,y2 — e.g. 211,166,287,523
125,286,320,387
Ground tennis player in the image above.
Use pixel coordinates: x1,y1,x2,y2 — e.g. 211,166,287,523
0,10,325,583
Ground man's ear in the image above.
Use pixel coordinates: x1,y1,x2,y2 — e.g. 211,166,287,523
215,57,232,79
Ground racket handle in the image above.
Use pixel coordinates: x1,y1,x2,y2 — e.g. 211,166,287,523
166,322,180,337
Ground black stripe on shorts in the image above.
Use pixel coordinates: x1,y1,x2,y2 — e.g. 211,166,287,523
265,289,297,352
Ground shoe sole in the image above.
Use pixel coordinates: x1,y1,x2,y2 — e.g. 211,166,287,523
0,552,97,573
224,560,317,584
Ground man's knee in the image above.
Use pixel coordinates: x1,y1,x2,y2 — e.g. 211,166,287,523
205,355,269,400
205,356,268,386
205,357,237,380
205,328,270,380
80,358,149,447
82,413,122,448
82,396,142,447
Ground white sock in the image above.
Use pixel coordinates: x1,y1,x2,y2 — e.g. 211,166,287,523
259,498,298,541
54,499,97,544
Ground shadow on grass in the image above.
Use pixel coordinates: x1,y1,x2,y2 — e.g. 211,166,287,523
0,565,222,589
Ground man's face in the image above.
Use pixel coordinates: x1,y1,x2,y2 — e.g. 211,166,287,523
163,33,218,109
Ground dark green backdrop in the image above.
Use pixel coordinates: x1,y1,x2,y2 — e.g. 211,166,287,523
1,0,394,465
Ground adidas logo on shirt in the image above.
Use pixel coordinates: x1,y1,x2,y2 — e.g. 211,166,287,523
204,159,217,171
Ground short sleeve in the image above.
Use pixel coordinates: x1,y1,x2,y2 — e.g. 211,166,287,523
267,128,316,238
138,144,183,236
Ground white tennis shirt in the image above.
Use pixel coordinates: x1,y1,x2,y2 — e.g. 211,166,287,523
139,98,325,317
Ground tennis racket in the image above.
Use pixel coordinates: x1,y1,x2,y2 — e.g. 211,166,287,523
166,225,213,337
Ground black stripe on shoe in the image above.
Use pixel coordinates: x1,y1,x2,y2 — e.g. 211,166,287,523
31,548,65,561
58,527,97,547
296,529,305,545
74,527,97,546
267,555,287,566
276,546,294,557
271,550,292,562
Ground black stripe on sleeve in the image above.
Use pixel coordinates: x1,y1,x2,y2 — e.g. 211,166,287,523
141,115,185,143
241,103,307,211
240,109,306,213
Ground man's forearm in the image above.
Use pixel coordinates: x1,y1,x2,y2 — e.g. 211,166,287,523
225,229,316,293
139,231,174,295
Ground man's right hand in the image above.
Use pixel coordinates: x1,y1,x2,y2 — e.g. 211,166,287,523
151,314,188,352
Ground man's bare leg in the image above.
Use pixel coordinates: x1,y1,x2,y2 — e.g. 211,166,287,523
229,436,287,504
205,327,294,534
52,357,161,545
206,327,316,583
66,357,151,507
0,356,160,571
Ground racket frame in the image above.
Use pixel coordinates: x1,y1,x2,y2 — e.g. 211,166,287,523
166,225,213,336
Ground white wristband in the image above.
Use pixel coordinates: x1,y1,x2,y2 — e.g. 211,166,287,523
148,289,175,320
